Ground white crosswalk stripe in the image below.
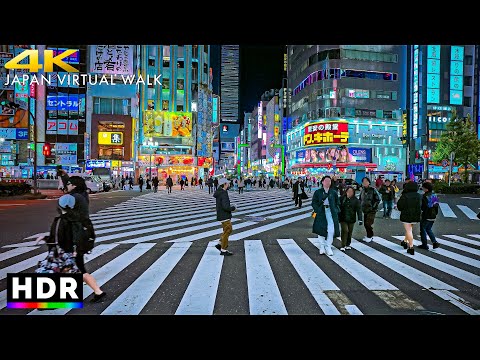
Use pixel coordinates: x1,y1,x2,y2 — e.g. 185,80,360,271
2,189,480,315
456,205,480,220
439,203,457,218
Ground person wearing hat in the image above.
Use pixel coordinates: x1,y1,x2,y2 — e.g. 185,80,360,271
213,177,236,256
419,181,440,250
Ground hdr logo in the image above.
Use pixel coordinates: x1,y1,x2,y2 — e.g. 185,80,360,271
7,273,83,309
4,49,79,73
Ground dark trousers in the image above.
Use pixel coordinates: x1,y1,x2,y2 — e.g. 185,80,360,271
294,194,302,208
383,200,393,217
340,222,355,247
364,211,376,238
420,219,437,245
208,186,213,194
239,187,244,194
168,185,172,193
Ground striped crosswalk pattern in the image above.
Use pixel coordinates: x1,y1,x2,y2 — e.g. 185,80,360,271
1,189,480,315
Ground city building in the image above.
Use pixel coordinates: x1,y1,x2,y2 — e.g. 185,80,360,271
136,45,212,183
239,111,252,175
220,45,240,123
407,45,476,180
286,45,407,180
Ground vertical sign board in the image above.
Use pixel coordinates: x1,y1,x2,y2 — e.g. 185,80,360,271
412,46,419,139
450,46,464,105
426,45,440,104
258,102,263,139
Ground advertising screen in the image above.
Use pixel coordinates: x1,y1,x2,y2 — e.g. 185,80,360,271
303,121,349,147
296,146,372,164
144,111,192,138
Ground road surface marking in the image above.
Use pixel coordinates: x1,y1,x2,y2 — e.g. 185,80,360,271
443,235,480,246
345,305,363,315
102,242,192,315
29,243,154,315
175,243,224,315
278,239,341,315
439,203,456,218
0,246,40,262
245,240,287,315
374,237,480,287
457,205,480,220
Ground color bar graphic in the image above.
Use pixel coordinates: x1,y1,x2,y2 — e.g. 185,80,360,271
7,302,83,309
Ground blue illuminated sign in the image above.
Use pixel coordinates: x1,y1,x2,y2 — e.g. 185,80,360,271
427,74,440,88
450,60,464,76
450,90,463,105
427,45,441,59
451,46,464,61
427,45,441,104
427,89,440,104
450,46,464,105
427,59,440,74
46,95,79,111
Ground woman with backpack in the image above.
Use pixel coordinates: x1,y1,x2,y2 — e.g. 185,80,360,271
397,181,422,255
418,182,440,250
66,176,106,303
338,186,363,251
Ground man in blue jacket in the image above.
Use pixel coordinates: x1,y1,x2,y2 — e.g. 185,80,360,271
213,177,236,256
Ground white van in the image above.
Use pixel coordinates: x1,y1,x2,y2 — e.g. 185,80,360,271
67,173,102,194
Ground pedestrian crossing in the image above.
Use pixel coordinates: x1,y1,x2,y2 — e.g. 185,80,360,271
1,188,480,315
1,232,479,315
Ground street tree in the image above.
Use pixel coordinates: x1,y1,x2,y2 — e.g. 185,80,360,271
433,111,480,183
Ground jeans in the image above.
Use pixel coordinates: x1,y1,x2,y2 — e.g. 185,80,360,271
420,219,437,246
294,194,302,208
340,222,355,247
364,211,376,238
220,219,232,249
383,200,393,217
239,187,244,194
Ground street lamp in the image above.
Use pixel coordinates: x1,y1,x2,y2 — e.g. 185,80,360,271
143,137,158,179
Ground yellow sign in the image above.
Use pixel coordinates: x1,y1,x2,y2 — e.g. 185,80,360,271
111,160,121,168
402,112,408,144
5,49,79,73
144,111,192,138
98,132,123,145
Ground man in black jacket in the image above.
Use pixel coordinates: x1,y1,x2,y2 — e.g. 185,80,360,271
213,177,236,256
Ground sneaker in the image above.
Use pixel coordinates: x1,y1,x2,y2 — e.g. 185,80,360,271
407,247,415,255
400,240,408,249
220,250,233,256
90,292,107,303
326,246,334,256
364,237,373,243
215,244,222,251
432,242,440,249
345,246,352,250
417,244,429,250
319,245,325,255
340,247,346,252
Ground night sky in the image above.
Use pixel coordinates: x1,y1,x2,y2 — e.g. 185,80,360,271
240,45,285,115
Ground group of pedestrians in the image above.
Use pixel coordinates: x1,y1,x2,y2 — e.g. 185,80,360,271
311,176,440,256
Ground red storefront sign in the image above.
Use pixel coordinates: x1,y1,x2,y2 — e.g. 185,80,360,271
303,121,349,147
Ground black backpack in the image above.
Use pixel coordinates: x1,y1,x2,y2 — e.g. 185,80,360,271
75,218,96,254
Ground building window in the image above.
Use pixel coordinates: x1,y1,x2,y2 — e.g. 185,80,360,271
192,45,198,59
162,78,169,89
93,97,131,115
204,46,208,54
163,46,170,58
464,96,471,107
204,63,208,74
162,100,169,111
177,105,184,111
192,62,198,82
177,60,184,69
163,59,170,68
465,55,473,65
464,75,473,86
148,58,155,67
177,79,184,90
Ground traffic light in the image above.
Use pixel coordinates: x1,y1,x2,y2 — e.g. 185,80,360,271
42,143,51,156
415,151,420,159
423,150,430,159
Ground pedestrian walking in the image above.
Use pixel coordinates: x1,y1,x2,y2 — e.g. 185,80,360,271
391,179,400,207
128,177,134,190
207,177,214,194
199,177,203,189
312,175,340,256
359,177,381,243
397,181,422,255
293,178,306,208
306,178,313,193
66,176,106,302
179,178,185,190
418,181,440,250
138,175,144,192
238,177,245,194
214,178,236,256
121,176,126,190
379,179,395,218
146,177,151,190
152,176,159,193
166,175,173,193
338,186,363,251
213,177,219,191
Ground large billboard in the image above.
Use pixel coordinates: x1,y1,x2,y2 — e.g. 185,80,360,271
303,121,349,147
56,143,78,165
90,45,134,75
197,87,213,157
143,111,192,138
296,146,372,164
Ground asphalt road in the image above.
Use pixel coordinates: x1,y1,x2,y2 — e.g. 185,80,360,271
0,186,479,315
